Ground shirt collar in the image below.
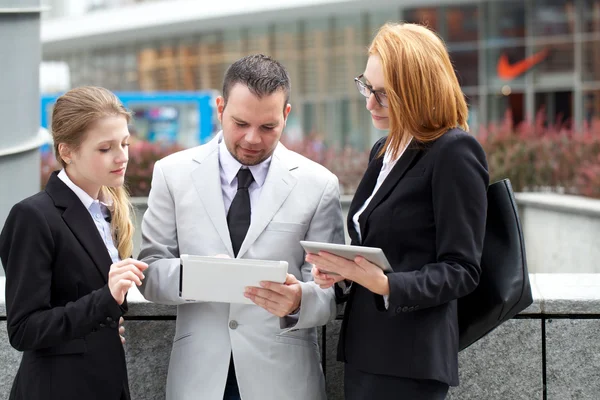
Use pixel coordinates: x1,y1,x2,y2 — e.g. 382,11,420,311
218,137,271,188
383,137,413,166
57,169,111,211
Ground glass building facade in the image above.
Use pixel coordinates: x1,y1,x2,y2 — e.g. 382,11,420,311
44,0,600,149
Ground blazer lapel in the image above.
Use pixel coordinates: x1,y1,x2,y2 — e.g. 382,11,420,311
358,146,422,241
347,155,383,244
190,136,234,256
236,145,297,259
45,172,113,282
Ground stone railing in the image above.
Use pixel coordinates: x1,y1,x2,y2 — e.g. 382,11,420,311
131,192,600,274
2,274,600,399
515,192,600,273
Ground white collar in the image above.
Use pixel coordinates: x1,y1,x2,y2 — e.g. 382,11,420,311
383,137,413,165
218,138,271,188
57,169,111,210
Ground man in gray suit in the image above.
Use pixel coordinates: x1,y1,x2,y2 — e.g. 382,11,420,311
139,54,344,400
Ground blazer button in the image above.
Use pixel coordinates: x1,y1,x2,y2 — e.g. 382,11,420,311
229,320,238,330
109,321,118,329
99,323,106,328
106,316,114,323
395,306,403,314
408,306,415,312
414,305,420,310
402,306,409,312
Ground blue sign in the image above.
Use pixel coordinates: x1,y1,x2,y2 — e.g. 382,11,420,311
41,91,217,151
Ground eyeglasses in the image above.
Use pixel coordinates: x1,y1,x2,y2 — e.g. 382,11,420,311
354,74,388,108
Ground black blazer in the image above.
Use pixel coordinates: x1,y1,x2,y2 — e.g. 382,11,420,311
338,129,489,386
0,172,130,400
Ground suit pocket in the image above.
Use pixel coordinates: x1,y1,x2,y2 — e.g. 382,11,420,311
35,338,87,357
172,332,193,347
275,334,317,349
265,222,307,234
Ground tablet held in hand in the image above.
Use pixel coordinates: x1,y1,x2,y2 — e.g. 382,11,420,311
300,241,392,273
179,255,288,304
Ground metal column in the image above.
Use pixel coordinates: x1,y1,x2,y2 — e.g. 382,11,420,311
0,0,44,272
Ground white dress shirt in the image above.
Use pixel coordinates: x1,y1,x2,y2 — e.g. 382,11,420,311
58,169,120,264
348,138,412,308
352,138,412,242
218,138,301,317
218,138,271,217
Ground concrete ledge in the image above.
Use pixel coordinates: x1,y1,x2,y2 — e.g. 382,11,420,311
7,273,595,318
127,194,600,275
515,194,600,274
533,274,600,314
2,274,600,399
515,192,600,219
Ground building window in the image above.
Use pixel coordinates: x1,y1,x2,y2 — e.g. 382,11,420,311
272,22,301,102
487,91,525,127
368,8,401,35
330,15,366,95
246,26,272,56
583,90,600,128
535,91,573,128
582,0,600,33
583,40,600,83
449,46,479,88
531,42,574,87
531,0,575,37
446,5,479,43
465,94,480,133
223,30,245,64
404,8,439,33
301,19,330,96
485,1,526,40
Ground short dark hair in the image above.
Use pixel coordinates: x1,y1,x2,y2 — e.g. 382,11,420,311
222,54,291,109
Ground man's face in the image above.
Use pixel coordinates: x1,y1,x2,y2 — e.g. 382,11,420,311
217,83,291,166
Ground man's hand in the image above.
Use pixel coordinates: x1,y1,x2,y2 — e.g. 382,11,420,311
244,274,302,317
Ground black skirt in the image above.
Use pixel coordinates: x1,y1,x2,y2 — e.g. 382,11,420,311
344,363,449,400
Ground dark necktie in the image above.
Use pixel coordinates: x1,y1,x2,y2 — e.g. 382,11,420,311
227,168,254,257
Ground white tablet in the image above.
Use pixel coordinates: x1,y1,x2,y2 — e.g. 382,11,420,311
300,241,393,273
179,255,288,304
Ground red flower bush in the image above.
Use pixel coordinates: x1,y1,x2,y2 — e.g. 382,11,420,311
281,137,369,194
477,111,600,198
124,140,184,197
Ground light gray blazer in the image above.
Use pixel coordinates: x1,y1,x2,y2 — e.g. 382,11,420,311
138,133,345,400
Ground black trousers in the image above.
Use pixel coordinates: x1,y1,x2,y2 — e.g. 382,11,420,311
344,364,449,400
223,355,240,400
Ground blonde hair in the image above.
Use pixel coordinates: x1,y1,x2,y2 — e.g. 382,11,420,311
52,86,134,259
369,23,469,159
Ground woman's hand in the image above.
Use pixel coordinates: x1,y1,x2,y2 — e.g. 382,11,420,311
306,252,390,296
119,317,126,345
311,264,346,289
108,258,149,305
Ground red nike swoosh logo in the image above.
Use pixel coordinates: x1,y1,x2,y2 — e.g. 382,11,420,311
497,48,550,81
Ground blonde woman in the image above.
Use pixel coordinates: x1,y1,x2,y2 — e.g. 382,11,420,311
0,86,148,400
309,23,489,399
